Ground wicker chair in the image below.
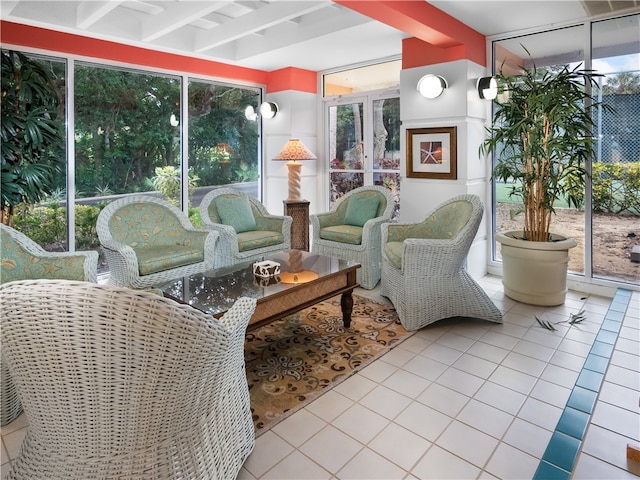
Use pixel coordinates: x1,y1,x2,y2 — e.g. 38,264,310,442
310,185,394,289
0,224,98,427
200,188,292,267
381,194,502,330
97,195,218,289
0,279,257,480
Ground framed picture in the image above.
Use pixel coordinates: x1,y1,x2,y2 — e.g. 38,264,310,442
406,126,457,179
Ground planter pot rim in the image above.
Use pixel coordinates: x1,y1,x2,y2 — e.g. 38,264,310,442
496,230,577,251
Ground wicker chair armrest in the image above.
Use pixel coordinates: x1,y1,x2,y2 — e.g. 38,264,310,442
401,238,463,275
100,239,139,266
215,296,257,334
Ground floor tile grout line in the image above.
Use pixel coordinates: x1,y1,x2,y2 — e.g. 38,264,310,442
532,288,633,480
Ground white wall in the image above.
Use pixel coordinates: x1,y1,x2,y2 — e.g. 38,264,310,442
400,59,493,278
262,90,319,216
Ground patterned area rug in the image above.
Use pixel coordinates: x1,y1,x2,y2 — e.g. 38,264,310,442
245,294,413,436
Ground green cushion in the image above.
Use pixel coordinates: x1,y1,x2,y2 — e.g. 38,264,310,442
237,230,284,252
344,194,380,227
319,225,363,245
216,196,257,233
1,234,87,283
135,245,205,275
384,242,404,269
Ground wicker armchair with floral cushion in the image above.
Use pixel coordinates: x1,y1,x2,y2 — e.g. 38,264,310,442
0,224,99,427
97,195,218,289
310,185,394,289
0,279,257,480
200,188,292,267
381,194,503,331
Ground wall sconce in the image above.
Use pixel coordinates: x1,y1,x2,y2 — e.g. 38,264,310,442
274,138,317,201
477,76,498,100
259,101,278,119
417,74,448,99
244,102,279,121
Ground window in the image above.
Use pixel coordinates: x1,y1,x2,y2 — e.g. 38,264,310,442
490,13,640,287
2,49,264,278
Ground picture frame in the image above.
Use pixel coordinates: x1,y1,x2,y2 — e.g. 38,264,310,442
406,126,457,179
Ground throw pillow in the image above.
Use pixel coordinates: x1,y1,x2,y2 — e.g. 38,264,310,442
216,195,257,233
344,194,380,227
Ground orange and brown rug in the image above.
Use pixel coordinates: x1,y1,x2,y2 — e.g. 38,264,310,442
244,294,413,435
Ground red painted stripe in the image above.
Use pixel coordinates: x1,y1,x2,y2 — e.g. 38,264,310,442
1,20,274,84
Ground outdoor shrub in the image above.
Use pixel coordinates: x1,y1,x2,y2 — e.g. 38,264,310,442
592,162,640,214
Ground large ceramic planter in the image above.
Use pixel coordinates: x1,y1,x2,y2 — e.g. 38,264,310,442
497,231,577,306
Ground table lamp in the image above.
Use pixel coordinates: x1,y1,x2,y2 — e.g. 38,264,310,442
274,139,317,201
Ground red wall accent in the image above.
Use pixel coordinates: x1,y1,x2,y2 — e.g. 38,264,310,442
267,67,317,94
336,0,486,67
402,38,477,69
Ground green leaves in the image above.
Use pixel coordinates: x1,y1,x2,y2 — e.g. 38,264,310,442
536,309,586,331
480,58,608,242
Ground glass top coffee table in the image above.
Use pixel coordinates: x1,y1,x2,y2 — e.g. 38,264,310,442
160,250,360,330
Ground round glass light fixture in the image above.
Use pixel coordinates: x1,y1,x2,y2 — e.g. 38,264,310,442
477,76,498,100
417,74,448,99
259,101,278,119
244,105,258,121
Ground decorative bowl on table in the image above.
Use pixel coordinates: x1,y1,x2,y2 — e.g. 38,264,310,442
253,260,280,278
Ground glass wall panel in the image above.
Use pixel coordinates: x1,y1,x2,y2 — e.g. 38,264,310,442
372,97,400,220
492,25,587,276
2,51,68,251
592,13,640,284
188,80,261,207
328,101,365,202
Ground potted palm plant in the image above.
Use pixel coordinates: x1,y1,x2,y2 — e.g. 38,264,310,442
481,61,605,305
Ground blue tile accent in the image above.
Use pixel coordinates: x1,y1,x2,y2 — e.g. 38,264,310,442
595,329,618,345
590,341,614,357
583,354,609,374
533,461,570,480
566,386,597,414
542,431,581,472
576,369,604,391
534,288,633,479
600,318,622,333
556,407,590,439
604,310,625,322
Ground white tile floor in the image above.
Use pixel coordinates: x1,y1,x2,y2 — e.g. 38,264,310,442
2,275,639,479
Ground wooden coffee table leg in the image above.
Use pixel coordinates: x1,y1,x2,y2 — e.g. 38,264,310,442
341,290,354,328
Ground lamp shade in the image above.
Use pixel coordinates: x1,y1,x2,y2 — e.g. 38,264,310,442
274,139,317,201
273,139,317,161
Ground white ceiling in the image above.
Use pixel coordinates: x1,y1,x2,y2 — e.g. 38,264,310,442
1,1,638,74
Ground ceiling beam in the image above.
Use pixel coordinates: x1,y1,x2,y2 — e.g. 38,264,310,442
334,0,484,49
77,1,123,30
141,2,227,42
194,1,328,53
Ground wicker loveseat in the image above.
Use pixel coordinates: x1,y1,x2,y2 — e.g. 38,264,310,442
0,224,99,427
381,194,503,330
0,279,257,480
310,185,394,289
200,188,292,267
97,195,218,289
